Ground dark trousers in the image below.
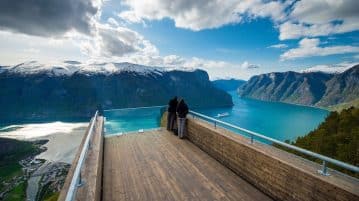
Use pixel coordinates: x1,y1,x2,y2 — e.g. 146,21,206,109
177,117,186,139
167,112,176,131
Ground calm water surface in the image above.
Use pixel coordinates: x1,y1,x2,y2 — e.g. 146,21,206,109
103,91,328,142
195,91,329,142
104,106,165,135
1,92,328,142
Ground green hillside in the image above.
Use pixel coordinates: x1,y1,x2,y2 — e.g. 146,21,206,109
276,107,359,178
327,98,359,112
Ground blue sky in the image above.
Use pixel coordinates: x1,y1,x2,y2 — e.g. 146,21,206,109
0,0,359,79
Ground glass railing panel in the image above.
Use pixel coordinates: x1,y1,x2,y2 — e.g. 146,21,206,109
104,106,166,136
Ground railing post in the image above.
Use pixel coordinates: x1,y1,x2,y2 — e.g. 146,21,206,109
214,121,216,128
250,134,254,144
318,161,330,176
77,172,84,187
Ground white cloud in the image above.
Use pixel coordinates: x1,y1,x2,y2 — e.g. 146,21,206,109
180,58,258,80
118,11,146,25
118,0,359,40
118,0,289,31
301,61,359,73
268,44,288,49
118,0,240,31
279,20,359,40
107,18,120,27
280,38,359,60
279,0,359,40
290,0,359,24
0,31,86,65
80,22,158,59
241,61,260,69
23,48,40,54
162,55,186,66
166,57,260,79
183,57,231,69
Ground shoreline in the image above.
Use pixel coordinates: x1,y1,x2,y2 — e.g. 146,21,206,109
235,95,330,111
0,122,87,164
0,121,87,200
228,90,329,111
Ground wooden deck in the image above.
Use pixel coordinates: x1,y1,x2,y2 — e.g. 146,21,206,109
102,129,273,201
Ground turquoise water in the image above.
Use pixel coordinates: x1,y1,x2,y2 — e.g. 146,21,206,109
103,91,329,141
195,91,329,142
104,106,165,136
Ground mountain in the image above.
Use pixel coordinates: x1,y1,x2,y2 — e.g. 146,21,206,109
317,65,359,106
238,65,359,107
238,71,333,105
0,61,233,121
212,79,246,91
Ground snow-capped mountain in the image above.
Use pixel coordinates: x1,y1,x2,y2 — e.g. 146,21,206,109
300,63,358,74
0,61,232,121
2,61,196,77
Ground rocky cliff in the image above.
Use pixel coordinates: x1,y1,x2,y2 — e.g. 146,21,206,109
238,65,359,107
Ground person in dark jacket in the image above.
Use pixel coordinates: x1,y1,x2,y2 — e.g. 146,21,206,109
176,99,189,139
167,96,178,132
97,104,104,116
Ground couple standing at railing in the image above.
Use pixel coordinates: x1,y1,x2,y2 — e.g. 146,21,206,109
166,96,189,139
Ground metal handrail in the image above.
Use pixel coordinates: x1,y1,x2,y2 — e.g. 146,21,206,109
65,111,99,201
189,110,359,175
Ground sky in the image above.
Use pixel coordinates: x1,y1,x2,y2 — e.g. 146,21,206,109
0,0,359,80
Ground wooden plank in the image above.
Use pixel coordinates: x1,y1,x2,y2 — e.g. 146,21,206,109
102,129,272,201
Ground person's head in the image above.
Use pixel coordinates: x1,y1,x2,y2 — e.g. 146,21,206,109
173,96,177,100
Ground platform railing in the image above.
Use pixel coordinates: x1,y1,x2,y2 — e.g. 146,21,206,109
65,110,99,201
189,110,359,176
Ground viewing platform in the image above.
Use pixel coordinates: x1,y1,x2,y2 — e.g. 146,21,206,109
103,129,271,201
58,108,359,201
